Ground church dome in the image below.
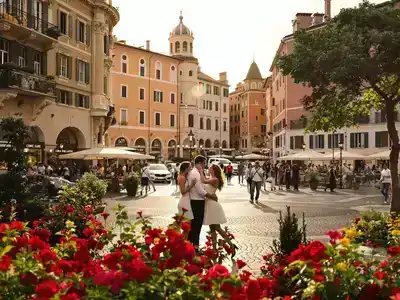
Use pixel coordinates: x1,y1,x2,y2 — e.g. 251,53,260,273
171,12,192,36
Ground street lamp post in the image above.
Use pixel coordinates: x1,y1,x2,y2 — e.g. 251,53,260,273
219,146,223,156
188,130,194,161
339,141,344,189
302,143,306,151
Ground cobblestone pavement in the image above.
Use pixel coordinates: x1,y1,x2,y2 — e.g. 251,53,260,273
104,181,384,272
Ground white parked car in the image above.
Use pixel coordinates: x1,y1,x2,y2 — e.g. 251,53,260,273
207,158,232,168
149,164,172,184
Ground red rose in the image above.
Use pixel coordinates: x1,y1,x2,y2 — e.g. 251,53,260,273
313,274,325,282
84,206,94,214
236,259,247,269
83,227,95,237
123,259,152,282
100,212,110,220
240,270,252,282
10,221,24,231
61,293,80,300
28,236,49,250
380,261,388,268
388,246,400,257
181,222,191,232
35,249,57,264
0,255,12,271
326,230,343,241
246,279,261,300
373,271,386,280
29,229,51,242
20,272,38,285
35,280,59,298
186,264,202,275
207,264,230,279
182,207,188,213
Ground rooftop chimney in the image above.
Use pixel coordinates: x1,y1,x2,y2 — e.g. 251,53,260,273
146,40,150,51
219,72,227,83
324,0,331,21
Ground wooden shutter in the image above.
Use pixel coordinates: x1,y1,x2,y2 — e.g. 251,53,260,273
309,135,314,149
328,134,332,149
160,91,163,103
67,56,72,79
86,24,91,45
42,2,48,30
75,58,79,82
320,135,325,149
85,96,90,109
153,90,156,102
85,62,90,84
350,133,355,148
68,15,73,37
67,91,73,105
41,52,47,76
290,136,294,149
26,47,34,70
56,53,60,75
364,133,369,148
27,0,33,28
375,132,379,147
55,89,61,103
76,19,79,41
74,93,79,106
9,41,19,65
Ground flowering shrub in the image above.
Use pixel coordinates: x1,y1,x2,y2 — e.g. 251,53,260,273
0,204,399,299
344,211,400,247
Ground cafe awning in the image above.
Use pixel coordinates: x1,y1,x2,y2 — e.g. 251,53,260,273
59,147,155,160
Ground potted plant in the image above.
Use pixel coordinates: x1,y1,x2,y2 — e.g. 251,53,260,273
123,175,139,197
120,120,128,126
46,26,61,39
309,172,319,190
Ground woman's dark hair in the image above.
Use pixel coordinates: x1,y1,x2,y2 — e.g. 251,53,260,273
210,164,224,190
179,161,191,175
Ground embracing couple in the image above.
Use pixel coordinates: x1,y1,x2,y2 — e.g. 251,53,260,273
177,155,237,255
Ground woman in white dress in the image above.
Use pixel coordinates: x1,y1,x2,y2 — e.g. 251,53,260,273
202,164,237,257
177,162,197,221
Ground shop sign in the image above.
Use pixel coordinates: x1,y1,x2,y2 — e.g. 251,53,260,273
133,147,146,154
25,143,44,149
54,149,74,154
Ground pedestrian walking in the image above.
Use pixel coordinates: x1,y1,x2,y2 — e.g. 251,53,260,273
238,161,245,184
285,164,292,191
292,164,300,191
277,164,284,190
140,163,151,195
226,163,233,185
249,161,264,204
246,163,253,193
270,165,276,191
380,164,391,204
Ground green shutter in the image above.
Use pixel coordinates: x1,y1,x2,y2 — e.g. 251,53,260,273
364,133,369,148
85,62,90,84
290,136,294,149
160,91,163,103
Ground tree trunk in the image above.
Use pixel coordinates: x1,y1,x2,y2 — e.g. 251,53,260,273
386,103,400,213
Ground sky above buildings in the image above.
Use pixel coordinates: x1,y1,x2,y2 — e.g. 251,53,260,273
113,0,387,89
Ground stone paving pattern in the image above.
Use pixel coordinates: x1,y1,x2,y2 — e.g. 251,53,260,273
104,181,387,271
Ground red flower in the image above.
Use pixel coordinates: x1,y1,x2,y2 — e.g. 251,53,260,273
0,255,12,271
388,246,400,257
373,271,386,280
181,222,191,232
123,259,152,282
35,249,57,264
137,210,143,217
313,274,325,282
354,217,360,224
84,206,94,214
326,230,343,241
20,272,38,285
240,270,252,282
10,221,24,231
207,264,230,279
83,227,95,237
29,229,51,242
35,280,59,298
61,293,80,300
181,207,188,213
100,212,110,220
93,270,128,294
246,279,261,300
28,236,49,250
236,259,247,269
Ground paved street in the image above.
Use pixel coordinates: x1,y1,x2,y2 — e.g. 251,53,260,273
105,179,386,272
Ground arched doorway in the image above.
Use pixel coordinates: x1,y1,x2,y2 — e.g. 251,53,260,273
214,140,220,149
198,139,204,147
134,138,146,154
115,137,128,147
205,139,211,148
222,140,227,148
168,140,176,159
56,127,86,154
182,138,191,159
25,126,45,164
151,139,162,159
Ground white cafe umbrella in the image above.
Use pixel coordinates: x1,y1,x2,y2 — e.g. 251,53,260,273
368,150,392,160
277,150,326,161
321,150,365,160
208,154,233,159
59,147,155,160
236,153,267,160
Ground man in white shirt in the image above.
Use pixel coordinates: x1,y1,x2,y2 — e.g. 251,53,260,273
249,161,264,204
187,155,214,247
380,164,391,204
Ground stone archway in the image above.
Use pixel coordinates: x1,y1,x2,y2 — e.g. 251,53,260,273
56,127,86,152
134,137,146,153
168,139,177,159
205,139,211,148
222,140,227,148
213,140,220,149
198,139,204,147
115,137,128,147
151,138,162,155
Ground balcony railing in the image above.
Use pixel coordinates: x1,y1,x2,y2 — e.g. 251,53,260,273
0,65,55,95
0,3,60,39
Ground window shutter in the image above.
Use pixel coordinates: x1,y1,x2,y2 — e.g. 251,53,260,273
57,9,60,29
75,93,79,106
67,56,72,79
160,92,163,103
26,47,34,70
55,89,61,103
328,134,332,149
56,53,60,75
68,91,73,106
42,2,48,26
41,53,47,76
350,134,355,148
153,91,156,102
76,19,79,41
27,0,33,28
320,135,325,149
85,62,90,84
86,24,91,45
364,133,369,148
75,59,79,82
309,136,314,149
290,136,294,149
68,15,73,37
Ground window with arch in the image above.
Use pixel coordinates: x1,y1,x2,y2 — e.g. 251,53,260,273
139,59,145,77
183,41,188,52
122,55,128,73
215,120,219,131
206,118,211,130
189,70,193,77
170,65,177,82
200,118,204,129
170,43,173,54
188,114,194,127
223,121,227,131
175,41,180,53
190,43,193,54
155,61,162,80
251,82,257,89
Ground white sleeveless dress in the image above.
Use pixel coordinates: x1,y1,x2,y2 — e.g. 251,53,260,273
177,179,194,220
203,184,227,225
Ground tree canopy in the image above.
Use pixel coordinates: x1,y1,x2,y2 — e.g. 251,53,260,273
277,0,400,212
